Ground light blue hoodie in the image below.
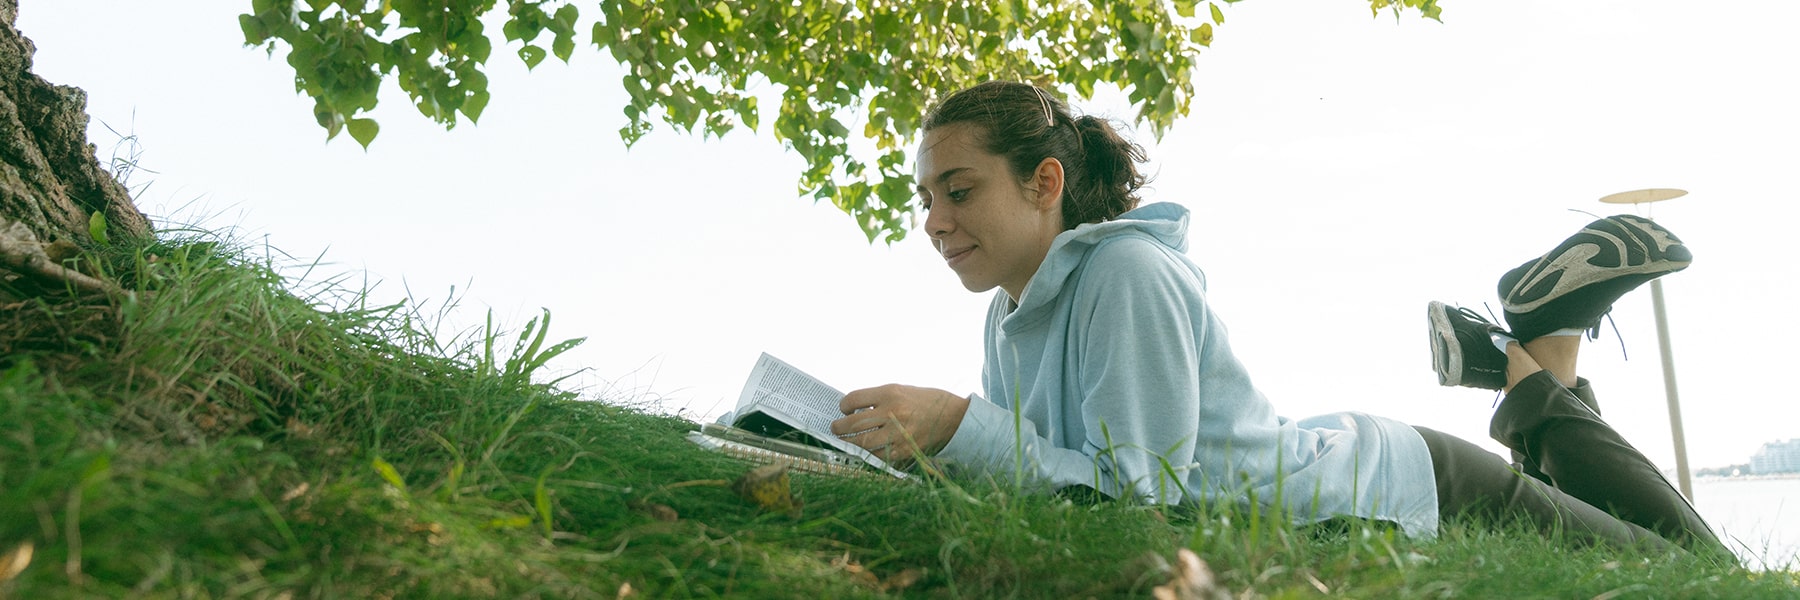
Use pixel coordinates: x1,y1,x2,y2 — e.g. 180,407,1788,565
937,202,1439,538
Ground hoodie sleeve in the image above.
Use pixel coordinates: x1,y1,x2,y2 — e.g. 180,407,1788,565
938,390,1111,492
937,236,1214,502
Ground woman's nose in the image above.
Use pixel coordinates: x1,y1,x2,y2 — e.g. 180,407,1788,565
924,206,951,238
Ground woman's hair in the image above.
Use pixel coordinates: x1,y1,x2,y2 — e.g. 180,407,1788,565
922,80,1148,230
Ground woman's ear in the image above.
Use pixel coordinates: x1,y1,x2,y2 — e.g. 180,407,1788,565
1031,157,1065,212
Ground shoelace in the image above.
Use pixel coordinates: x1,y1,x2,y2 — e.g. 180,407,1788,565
1479,303,1504,329
1487,314,1628,408
1480,303,1631,361
1458,305,1495,327
1477,303,1511,408
1594,311,1628,361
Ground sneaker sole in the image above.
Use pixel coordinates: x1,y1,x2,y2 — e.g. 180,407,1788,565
1427,301,1463,387
1501,216,1689,314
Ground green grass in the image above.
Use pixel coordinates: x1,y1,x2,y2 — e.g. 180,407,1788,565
1,228,1795,599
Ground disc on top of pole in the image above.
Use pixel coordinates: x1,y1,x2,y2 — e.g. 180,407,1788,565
1599,188,1687,205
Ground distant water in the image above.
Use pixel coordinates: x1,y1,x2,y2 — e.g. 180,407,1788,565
1693,476,1800,568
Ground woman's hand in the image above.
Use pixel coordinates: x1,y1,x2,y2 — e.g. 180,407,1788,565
830,384,970,466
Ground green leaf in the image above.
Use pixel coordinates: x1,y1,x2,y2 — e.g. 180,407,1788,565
553,34,575,62
590,21,614,49
534,466,555,537
978,35,1002,57
433,457,466,503
519,45,547,69
1211,3,1225,25
741,96,759,131
238,13,270,45
463,90,490,123
484,515,533,529
468,35,493,62
553,4,579,30
822,118,850,138
372,457,407,492
80,452,111,483
322,115,344,141
346,117,380,149
87,210,110,245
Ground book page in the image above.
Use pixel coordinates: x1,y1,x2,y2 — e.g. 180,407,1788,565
735,353,906,478
738,353,847,435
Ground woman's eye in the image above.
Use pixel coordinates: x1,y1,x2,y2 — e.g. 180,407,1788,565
947,189,970,202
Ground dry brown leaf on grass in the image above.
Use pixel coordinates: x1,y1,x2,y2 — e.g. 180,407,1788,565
1152,548,1231,600
831,553,881,587
616,581,637,599
0,541,32,583
830,553,924,592
881,567,924,592
626,498,680,522
0,219,122,297
645,503,679,522
406,521,449,546
285,417,320,440
1304,571,1330,594
732,463,801,514
280,482,311,502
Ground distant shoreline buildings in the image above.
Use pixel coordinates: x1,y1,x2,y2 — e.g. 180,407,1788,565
1750,438,1800,475
1692,438,1800,478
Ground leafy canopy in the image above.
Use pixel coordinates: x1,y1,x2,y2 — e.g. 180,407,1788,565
240,0,1442,242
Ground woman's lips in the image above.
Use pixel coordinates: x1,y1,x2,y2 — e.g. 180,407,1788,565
943,246,974,268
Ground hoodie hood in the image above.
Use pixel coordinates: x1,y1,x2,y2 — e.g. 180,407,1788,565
1009,202,1193,320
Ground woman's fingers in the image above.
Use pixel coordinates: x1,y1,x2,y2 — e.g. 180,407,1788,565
830,402,889,436
833,385,902,437
846,426,915,463
830,384,967,461
839,384,899,414
831,410,911,455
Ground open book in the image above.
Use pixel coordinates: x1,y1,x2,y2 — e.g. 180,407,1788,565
687,353,907,479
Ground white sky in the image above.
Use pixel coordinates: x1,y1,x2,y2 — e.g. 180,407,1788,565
19,1,1800,481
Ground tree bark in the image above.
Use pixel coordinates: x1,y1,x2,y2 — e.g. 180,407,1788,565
0,0,150,254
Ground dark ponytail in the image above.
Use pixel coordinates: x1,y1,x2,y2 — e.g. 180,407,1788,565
923,81,1148,230
1066,115,1148,230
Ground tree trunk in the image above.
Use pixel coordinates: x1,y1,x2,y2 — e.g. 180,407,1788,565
0,0,150,252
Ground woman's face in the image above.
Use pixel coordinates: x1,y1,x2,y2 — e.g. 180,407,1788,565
914,123,1064,301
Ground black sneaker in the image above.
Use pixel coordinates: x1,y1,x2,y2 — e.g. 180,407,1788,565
1498,215,1691,342
1428,301,1509,390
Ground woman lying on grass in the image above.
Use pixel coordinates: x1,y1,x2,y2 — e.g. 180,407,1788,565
828,80,1728,559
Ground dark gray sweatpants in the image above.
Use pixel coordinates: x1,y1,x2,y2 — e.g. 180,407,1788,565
1413,370,1728,557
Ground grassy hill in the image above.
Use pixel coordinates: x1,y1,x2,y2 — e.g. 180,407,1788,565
2,230,1794,598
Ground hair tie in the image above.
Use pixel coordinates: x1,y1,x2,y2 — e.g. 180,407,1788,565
1034,87,1054,127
